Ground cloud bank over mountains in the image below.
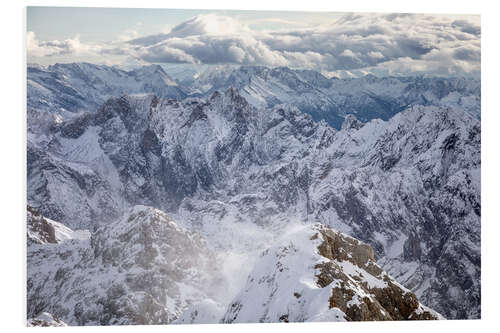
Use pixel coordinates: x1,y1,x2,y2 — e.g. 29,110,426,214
27,12,480,77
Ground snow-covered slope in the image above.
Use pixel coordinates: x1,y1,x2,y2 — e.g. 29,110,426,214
27,88,480,320
27,205,224,325
171,300,226,324
223,224,442,323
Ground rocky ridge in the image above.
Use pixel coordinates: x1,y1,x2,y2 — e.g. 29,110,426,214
223,224,442,323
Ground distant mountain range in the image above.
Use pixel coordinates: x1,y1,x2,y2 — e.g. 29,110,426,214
27,63,187,119
28,62,480,129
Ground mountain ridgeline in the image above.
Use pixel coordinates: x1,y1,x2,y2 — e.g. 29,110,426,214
28,63,480,129
27,62,480,323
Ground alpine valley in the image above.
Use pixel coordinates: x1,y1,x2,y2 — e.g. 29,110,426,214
26,62,481,325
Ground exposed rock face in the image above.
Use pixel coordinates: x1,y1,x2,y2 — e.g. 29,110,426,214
403,232,422,261
222,224,442,323
27,206,57,244
27,206,223,326
341,114,364,131
27,206,90,245
27,87,480,319
315,227,438,321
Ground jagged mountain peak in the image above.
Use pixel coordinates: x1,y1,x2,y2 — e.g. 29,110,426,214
341,114,364,131
129,64,179,86
206,87,249,109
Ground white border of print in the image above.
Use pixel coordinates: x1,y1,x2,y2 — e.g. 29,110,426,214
1,1,496,332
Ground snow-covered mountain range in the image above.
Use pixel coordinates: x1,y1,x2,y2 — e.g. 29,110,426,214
188,65,480,128
27,62,481,324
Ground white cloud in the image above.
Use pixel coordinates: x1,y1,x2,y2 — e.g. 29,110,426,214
340,49,356,57
168,13,250,37
118,29,140,42
27,31,102,58
27,12,481,77
368,51,384,59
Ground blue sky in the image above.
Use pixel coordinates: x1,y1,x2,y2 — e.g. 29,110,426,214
28,7,220,42
27,7,480,77
27,7,343,42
